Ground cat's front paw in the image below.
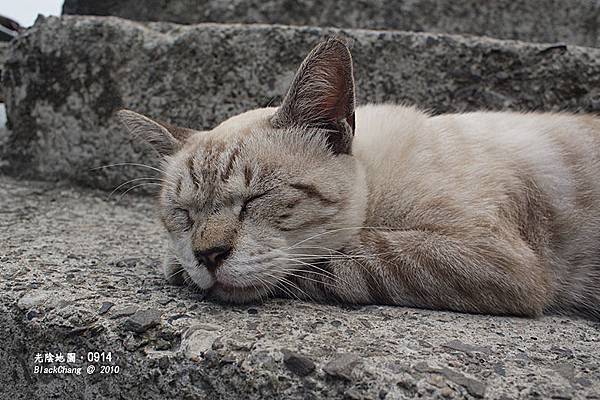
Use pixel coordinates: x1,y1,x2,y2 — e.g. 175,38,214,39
163,254,190,286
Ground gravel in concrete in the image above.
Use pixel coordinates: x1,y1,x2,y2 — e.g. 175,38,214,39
1,175,600,399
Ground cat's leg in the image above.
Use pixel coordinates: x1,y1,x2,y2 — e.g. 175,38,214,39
300,229,551,316
163,251,190,286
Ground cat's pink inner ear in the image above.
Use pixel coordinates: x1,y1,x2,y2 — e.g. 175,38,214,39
272,38,356,154
116,109,187,156
320,57,355,128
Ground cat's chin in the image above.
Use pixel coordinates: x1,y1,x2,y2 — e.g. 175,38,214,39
208,281,269,304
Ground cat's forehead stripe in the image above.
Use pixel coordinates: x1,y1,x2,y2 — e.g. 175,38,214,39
174,173,182,197
221,145,242,183
289,182,337,205
178,138,250,201
187,153,200,189
244,164,253,186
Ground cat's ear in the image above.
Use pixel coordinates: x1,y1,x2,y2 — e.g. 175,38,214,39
117,109,193,156
271,38,356,154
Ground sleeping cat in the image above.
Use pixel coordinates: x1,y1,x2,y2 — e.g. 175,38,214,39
118,39,600,319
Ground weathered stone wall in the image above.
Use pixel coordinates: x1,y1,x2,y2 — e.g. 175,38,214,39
2,16,599,191
0,42,7,101
62,0,600,48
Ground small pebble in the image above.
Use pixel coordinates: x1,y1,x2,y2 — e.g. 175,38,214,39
323,353,361,380
282,349,316,377
122,309,162,333
98,301,114,315
158,356,170,369
26,309,42,320
109,305,138,319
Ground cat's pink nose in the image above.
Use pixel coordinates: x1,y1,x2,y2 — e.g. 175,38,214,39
194,245,232,272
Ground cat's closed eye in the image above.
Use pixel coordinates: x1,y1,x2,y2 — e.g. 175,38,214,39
239,191,271,220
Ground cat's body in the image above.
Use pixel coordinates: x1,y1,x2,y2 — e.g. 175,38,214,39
348,106,600,317
119,39,600,319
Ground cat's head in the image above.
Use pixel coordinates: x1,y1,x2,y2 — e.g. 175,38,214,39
118,39,367,302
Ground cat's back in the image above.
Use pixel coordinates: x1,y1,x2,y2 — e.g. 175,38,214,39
431,110,600,162
429,111,600,212
353,104,600,230
354,105,600,171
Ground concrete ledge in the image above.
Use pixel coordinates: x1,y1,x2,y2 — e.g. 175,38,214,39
1,175,599,399
62,0,600,48
2,16,600,191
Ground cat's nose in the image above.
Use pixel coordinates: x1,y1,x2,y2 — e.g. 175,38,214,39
194,245,232,272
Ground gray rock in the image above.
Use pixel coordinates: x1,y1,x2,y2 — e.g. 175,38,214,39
25,309,42,320
493,362,506,377
109,305,138,319
181,324,222,357
440,368,487,398
282,349,316,377
323,353,361,380
16,290,56,310
2,16,600,191
62,0,600,48
551,346,575,358
98,301,114,315
122,308,162,333
1,175,600,399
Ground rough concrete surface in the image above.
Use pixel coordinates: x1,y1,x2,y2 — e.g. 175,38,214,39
1,174,600,399
62,0,600,48
2,16,600,192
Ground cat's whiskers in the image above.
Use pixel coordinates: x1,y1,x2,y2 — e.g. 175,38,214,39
254,273,280,302
251,276,267,303
285,252,385,260
91,162,179,181
280,276,315,302
91,162,165,174
295,246,400,274
182,272,195,292
275,258,338,279
281,269,340,289
269,278,300,300
117,182,163,201
261,265,329,301
274,243,379,290
287,244,383,284
247,279,260,302
286,226,395,250
276,257,355,290
165,266,187,281
291,247,399,262
108,177,167,200
261,271,311,302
